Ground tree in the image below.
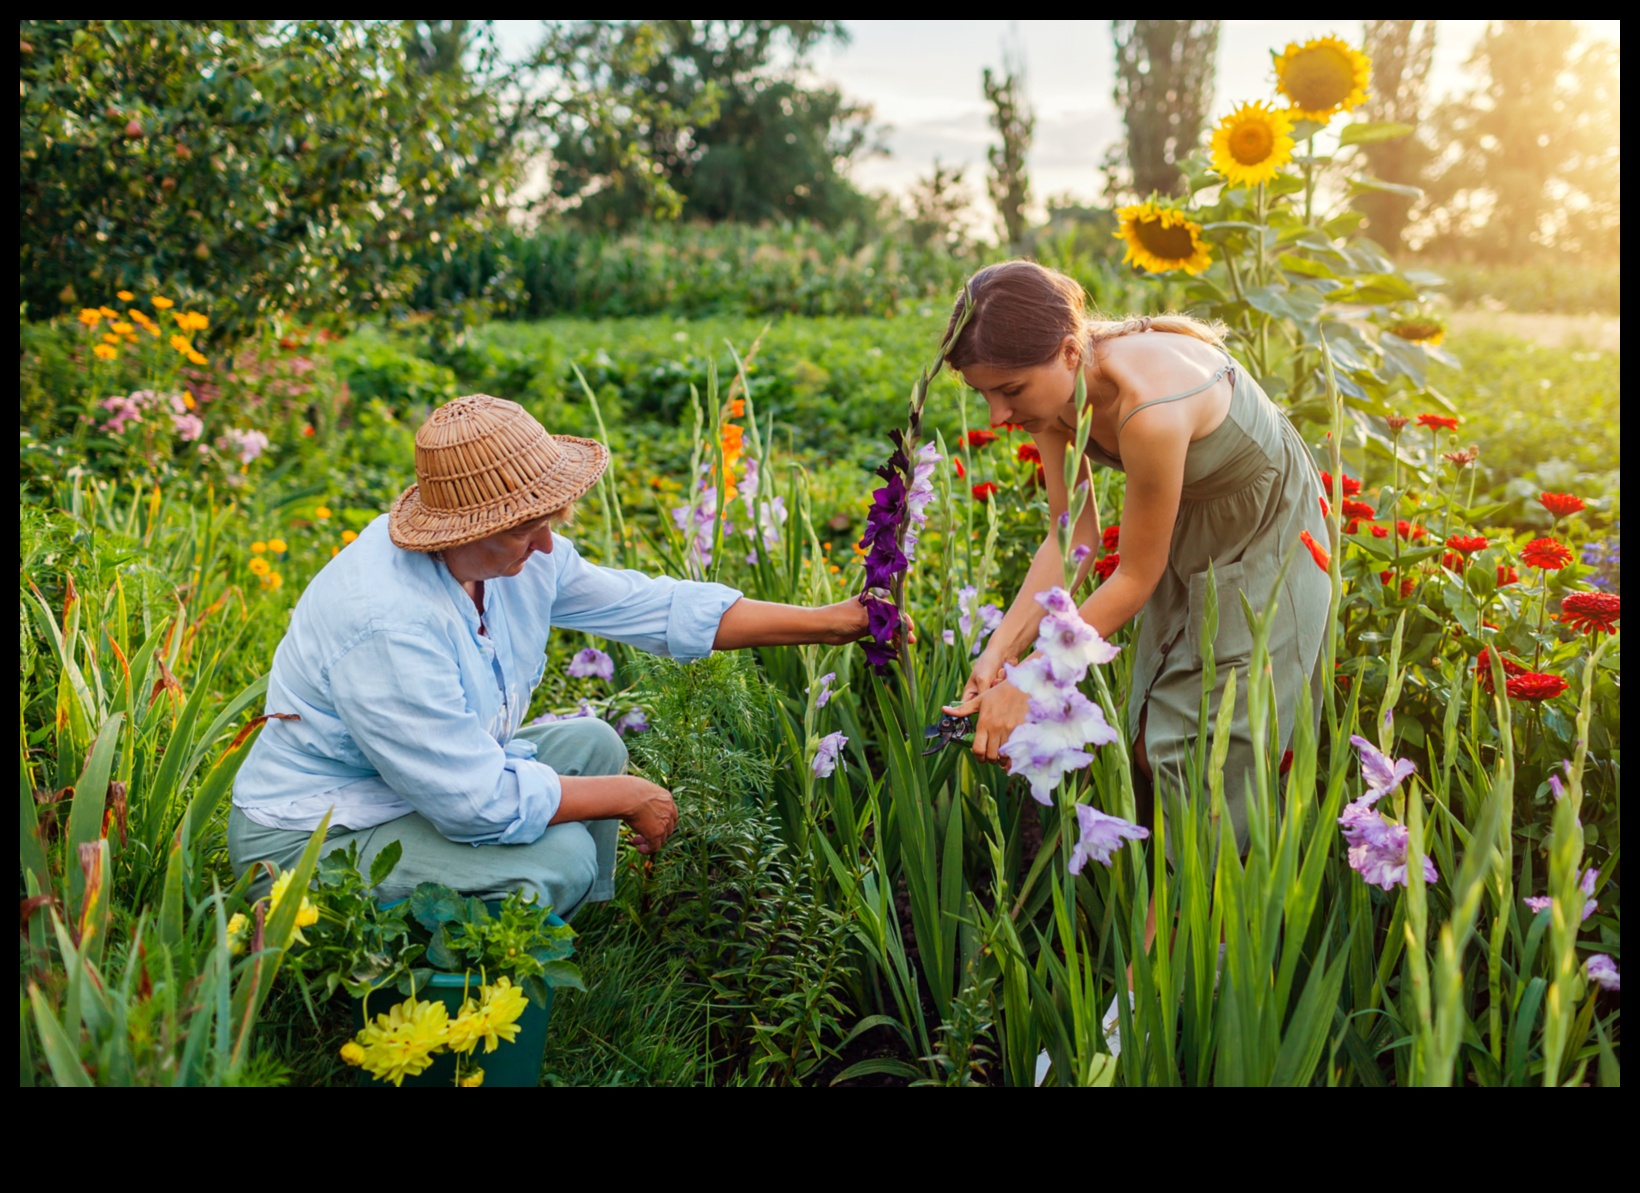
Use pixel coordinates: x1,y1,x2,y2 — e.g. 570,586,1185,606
983,47,1034,253
904,159,974,250
545,21,879,228
18,21,521,335
1421,21,1620,260
1107,21,1219,201
1353,21,1437,253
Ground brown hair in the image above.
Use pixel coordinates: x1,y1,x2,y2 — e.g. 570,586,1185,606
944,260,1226,371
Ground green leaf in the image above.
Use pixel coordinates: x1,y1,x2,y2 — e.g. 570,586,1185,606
29,982,91,1087
66,714,123,922
535,959,586,990
830,1056,924,1085
408,882,464,932
1347,176,1424,200
367,839,403,889
1322,211,1368,239
1338,121,1415,147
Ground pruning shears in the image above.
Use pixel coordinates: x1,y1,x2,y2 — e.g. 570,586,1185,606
922,712,972,756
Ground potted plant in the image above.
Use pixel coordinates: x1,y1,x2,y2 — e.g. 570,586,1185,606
295,841,585,1087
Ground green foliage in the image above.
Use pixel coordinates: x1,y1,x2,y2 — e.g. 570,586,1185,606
19,21,517,338
1424,260,1622,315
982,51,1034,252
1354,22,1436,251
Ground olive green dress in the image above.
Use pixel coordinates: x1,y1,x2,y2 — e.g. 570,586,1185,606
1085,348,1330,849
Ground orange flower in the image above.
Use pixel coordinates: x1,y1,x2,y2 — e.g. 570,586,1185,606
1521,537,1573,570
727,399,745,418
1299,529,1330,573
1446,535,1487,555
1539,492,1586,520
1416,413,1459,431
1559,591,1619,635
971,482,999,502
1496,565,1519,587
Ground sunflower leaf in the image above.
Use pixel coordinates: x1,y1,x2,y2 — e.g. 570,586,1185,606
1339,121,1415,147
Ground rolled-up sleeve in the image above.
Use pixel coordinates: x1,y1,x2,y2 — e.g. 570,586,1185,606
328,628,561,845
548,535,741,662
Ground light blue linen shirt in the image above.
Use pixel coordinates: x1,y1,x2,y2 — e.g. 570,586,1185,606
233,515,741,843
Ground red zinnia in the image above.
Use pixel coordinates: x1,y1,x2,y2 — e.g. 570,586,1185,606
971,482,999,502
1506,672,1568,702
961,429,998,450
1102,525,1120,551
1371,524,1390,539
1017,442,1041,464
1560,591,1620,635
1521,537,1573,570
1496,565,1519,587
1319,470,1362,497
1320,495,1329,517
1343,499,1376,521
1416,413,1460,432
1446,535,1487,555
1442,551,1462,572
1397,521,1427,541
991,421,1025,432
1279,749,1294,776
1539,492,1585,520
1299,529,1330,573
953,458,966,479
1094,553,1120,580
1474,647,1529,694
1345,517,1364,535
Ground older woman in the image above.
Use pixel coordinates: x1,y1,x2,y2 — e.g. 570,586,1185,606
231,394,872,917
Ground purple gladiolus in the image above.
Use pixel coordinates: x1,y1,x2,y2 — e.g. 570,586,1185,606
813,731,847,778
614,708,649,736
1586,954,1620,992
1524,868,1599,922
1069,803,1150,874
1348,735,1417,801
808,672,836,709
567,647,615,682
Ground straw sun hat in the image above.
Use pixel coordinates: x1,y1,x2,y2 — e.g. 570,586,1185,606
388,395,609,552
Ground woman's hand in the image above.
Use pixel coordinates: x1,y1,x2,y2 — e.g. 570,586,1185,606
943,676,1031,766
618,775,677,854
958,646,1010,704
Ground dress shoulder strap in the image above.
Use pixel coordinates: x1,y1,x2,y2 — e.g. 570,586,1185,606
1117,349,1235,433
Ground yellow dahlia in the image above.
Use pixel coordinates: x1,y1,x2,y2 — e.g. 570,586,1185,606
266,867,319,941
356,995,450,1086
1211,101,1296,188
1274,35,1371,123
1114,199,1213,276
447,977,530,1055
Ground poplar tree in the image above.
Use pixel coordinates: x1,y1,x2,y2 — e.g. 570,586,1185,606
1108,21,1220,200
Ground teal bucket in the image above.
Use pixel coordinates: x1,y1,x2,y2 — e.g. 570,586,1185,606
352,908,563,1088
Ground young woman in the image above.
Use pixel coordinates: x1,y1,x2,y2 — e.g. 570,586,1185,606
943,260,1329,855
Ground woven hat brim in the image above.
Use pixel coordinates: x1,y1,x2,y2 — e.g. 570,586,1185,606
388,435,610,552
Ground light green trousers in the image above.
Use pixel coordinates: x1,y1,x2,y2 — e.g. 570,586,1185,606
228,718,627,919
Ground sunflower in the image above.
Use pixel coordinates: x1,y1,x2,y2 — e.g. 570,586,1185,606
1387,317,1446,347
1274,35,1371,123
1114,198,1213,276
1210,101,1296,188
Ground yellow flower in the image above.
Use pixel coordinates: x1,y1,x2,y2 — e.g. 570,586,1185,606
267,538,288,554
339,1041,367,1067
111,321,134,334
103,332,121,345
1274,35,1371,123
94,344,118,360
226,912,250,954
266,867,319,939
116,290,136,302
152,296,175,310
183,392,196,410
251,540,267,554
187,350,208,366
1387,317,1446,347
1114,198,1214,276
98,306,119,319
183,311,209,331
458,1068,485,1088
1210,101,1296,188
356,996,451,1086
447,978,530,1055
315,506,332,520
78,308,103,327
249,557,272,577
263,571,283,590
128,309,151,325
341,529,359,545
169,334,193,354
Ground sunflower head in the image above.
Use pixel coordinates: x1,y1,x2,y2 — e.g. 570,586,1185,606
1113,198,1213,276
1274,35,1371,123
1210,101,1296,188
1386,317,1445,347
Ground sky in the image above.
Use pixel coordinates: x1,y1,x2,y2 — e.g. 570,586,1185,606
493,20,1621,216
